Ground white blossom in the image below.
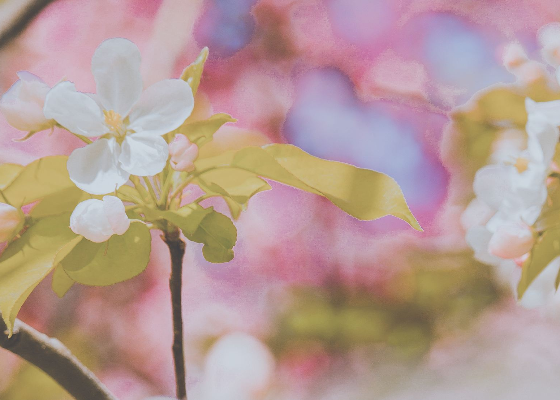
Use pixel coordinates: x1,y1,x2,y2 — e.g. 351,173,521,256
43,38,194,195
0,71,54,132
70,196,130,243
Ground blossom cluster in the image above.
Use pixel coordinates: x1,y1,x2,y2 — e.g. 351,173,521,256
464,24,560,313
0,38,200,243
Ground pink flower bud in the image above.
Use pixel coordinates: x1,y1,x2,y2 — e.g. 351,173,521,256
488,222,535,260
70,196,130,243
0,71,54,132
0,203,24,242
169,135,198,172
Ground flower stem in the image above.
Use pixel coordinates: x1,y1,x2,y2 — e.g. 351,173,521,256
163,229,188,400
142,176,158,203
0,316,118,400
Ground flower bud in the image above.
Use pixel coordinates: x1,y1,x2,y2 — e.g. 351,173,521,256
0,203,24,242
539,23,560,67
70,196,130,243
0,71,54,132
169,135,198,172
488,221,535,259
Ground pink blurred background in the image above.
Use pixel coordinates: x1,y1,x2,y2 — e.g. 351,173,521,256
2,0,560,399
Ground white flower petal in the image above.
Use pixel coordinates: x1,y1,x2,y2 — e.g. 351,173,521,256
67,138,129,195
70,199,114,243
473,165,512,210
118,133,168,176
525,97,560,126
526,112,560,164
91,38,143,116
466,225,503,266
128,79,194,136
43,81,107,137
102,195,130,235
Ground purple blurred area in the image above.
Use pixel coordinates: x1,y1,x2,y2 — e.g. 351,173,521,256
2,0,560,399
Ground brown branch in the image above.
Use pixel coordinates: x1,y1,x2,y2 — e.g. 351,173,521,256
0,316,118,400
0,0,59,49
163,229,188,400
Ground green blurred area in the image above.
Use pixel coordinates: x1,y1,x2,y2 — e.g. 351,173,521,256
269,248,503,360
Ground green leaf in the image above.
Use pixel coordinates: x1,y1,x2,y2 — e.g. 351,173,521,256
187,208,237,263
3,156,74,207
30,187,90,219
52,266,75,298
180,47,209,96
117,184,144,204
518,228,560,299
0,164,23,190
196,168,271,218
51,236,83,298
0,214,76,334
60,222,151,286
177,113,236,146
195,144,422,230
153,204,213,236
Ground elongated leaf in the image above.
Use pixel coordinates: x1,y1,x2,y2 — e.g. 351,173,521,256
518,228,560,299
188,208,237,263
178,113,236,146
51,236,83,297
0,164,23,190
0,214,76,334
30,187,90,219
60,222,151,286
181,47,209,96
3,156,74,207
195,144,422,230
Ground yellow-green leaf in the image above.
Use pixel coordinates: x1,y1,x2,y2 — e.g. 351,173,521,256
188,208,237,263
518,228,560,299
30,187,90,219
0,214,76,334
153,204,213,236
60,222,151,286
195,144,422,230
196,168,271,218
3,156,74,207
177,113,236,146
180,47,209,96
51,236,83,298
0,164,23,190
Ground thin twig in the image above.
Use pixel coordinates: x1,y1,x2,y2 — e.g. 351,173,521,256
0,0,58,49
0,316,118,400
163,229,188,400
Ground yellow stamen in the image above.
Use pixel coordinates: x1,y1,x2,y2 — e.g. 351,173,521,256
103,110,123,132
514,157,529,173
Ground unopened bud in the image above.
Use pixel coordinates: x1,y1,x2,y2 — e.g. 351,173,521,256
488,221,535,259
0,203,24,242
169,134,198,172
70,196,130,243
0,71,54,132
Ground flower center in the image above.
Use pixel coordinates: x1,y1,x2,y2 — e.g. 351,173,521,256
514,157,529,173
104,110,123,132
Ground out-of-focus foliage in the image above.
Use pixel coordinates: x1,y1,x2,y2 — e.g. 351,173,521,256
269,248,501,358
